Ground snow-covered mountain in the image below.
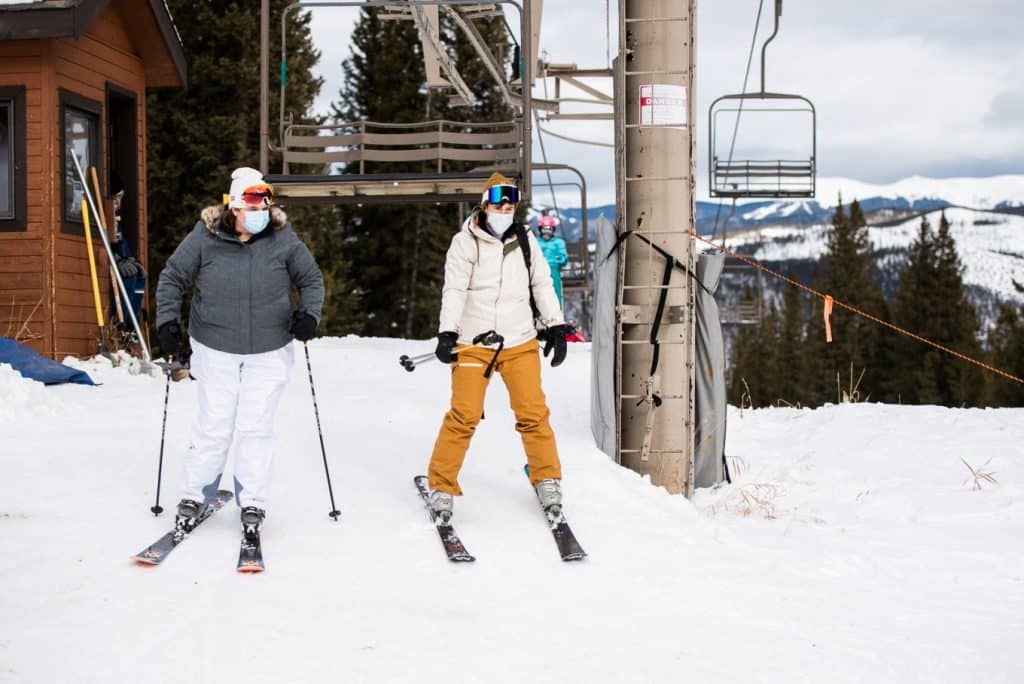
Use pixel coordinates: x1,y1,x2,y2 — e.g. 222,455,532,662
719,207,1024,327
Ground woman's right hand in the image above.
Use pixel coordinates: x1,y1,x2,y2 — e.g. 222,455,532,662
435,331,459,364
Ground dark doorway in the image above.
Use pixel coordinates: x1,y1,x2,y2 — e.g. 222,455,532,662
106,84,138,254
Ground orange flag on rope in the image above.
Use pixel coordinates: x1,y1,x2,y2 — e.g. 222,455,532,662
823,295,834,343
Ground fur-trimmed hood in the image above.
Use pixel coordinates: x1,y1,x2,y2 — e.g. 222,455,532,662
199,204,288,236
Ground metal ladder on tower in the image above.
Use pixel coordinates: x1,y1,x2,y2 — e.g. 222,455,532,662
614,0,697,496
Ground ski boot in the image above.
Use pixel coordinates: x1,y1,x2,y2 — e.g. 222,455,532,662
240,506,265,540
536,479,563,517
428,490,454,525
175,499,204,534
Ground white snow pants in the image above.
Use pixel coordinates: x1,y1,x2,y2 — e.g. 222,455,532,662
179,338,294,510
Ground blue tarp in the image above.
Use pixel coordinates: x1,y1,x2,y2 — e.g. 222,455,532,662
0,338,96,386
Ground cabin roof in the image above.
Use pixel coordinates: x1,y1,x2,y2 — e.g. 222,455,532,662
0,0,186,88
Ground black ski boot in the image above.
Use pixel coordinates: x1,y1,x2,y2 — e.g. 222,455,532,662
240,506,265,539
175,499,204,533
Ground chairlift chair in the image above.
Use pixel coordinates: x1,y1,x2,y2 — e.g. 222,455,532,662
708,0,816,199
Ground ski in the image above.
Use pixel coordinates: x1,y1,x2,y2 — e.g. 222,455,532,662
524,466,587,561
413,475,475,562
133,490,234,566
237,530,265,573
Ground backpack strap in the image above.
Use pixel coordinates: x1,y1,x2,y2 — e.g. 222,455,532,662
511,221,541,321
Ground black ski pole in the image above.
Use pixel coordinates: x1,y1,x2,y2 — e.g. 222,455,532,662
304,342,341,521
151,361,172,515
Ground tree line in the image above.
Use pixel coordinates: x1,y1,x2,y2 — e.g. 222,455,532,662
726,200,1024,407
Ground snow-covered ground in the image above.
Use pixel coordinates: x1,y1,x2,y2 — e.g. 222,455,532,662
1,338,1022,683
730,208,1024,305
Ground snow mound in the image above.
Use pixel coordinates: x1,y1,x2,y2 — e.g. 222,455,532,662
0,363,61,421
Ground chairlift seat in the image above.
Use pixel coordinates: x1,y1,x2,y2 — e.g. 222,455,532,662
708,91,816,199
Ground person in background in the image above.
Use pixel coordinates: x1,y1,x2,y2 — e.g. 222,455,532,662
108,171,146,338
536,214,568,306
155,167,324,539
426,173,568,522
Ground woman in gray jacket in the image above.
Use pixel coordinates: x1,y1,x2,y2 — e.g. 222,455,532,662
155,167,324,539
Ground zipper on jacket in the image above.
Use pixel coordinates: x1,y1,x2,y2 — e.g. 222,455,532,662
248,245,254,353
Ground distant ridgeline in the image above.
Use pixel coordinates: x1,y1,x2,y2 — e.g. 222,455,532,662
543,175,1024,241
540,177,1024,332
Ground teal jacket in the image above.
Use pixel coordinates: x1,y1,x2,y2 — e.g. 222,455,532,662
538,235,568,303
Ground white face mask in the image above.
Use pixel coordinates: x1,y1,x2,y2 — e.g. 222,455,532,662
486,211,514,233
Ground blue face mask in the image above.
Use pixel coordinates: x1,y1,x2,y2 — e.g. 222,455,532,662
243,210,270,234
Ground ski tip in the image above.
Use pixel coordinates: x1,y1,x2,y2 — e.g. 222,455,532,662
132,556,160,566
561,553,588,562
237,563,265,573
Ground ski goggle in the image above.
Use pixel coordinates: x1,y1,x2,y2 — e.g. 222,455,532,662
225,184,275,208
482,184,519,206
241,184,275,207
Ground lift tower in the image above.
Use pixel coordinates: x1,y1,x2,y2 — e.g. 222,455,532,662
614,0,697,495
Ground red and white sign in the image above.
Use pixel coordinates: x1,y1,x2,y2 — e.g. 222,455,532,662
639,84,687,127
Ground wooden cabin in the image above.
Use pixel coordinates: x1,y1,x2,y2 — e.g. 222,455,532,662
0,0,185,358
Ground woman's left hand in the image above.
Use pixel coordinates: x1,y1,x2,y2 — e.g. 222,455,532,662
290,311,318,342
542,325,567,367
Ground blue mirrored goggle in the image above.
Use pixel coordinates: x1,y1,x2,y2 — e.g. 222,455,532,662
485,185,519,205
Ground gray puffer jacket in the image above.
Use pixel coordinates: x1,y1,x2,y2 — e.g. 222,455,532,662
156,205,324,355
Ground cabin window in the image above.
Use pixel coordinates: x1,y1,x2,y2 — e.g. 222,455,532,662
0,86,26,232
60,90,102,235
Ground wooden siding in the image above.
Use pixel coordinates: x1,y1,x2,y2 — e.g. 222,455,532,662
50,2,147,359
0,40,51,356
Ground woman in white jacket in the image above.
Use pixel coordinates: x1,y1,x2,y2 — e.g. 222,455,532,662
427,174,567,522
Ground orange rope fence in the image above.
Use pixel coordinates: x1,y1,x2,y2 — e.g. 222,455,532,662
688,230,1024,386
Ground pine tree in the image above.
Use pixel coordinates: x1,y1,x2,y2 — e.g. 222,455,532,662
329,8,514,338
890,211,981,405
888,215,937,403
810,197,888,402
145,2,353,343
727,298,779,408
773,282,807,405
986,281,1024,406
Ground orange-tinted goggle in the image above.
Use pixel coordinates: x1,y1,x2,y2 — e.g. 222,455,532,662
225,184,275,208
241,185,275,207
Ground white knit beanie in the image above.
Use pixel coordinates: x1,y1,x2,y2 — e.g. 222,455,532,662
227,167,266,208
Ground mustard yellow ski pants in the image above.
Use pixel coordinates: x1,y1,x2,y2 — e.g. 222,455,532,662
428,338,561,495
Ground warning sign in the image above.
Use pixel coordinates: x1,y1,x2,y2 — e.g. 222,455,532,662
639,84,687,127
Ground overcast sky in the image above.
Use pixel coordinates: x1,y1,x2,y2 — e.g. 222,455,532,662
307,1,1024,207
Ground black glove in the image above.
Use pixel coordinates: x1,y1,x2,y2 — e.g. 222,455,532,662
542,324,567,367
116,255,140,279
290,310,318,342
435,331,459,364
158,322,184,359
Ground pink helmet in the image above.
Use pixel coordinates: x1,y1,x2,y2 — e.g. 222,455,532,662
537,215,557,228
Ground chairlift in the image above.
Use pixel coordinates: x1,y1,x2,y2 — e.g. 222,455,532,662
708,0,816,199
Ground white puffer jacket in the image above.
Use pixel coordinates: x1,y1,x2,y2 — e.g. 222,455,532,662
439,213,565,348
